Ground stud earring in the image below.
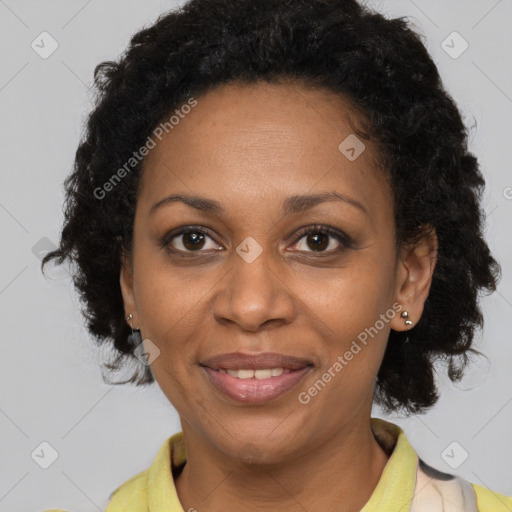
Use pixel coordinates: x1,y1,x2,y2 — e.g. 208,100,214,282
126,313,142,348
401,310,413,326
401,310,413,343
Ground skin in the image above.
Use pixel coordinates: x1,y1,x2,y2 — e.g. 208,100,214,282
120,80,438,512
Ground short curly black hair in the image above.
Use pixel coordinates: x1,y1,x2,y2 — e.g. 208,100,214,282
41,0,500,414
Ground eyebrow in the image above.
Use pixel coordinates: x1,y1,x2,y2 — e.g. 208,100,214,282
149,191,368,217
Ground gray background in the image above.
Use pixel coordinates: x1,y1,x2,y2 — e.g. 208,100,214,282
1,0,511,510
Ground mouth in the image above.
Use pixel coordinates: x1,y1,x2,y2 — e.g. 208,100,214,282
200,352,313,404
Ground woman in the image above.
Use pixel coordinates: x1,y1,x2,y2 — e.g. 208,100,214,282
42,0,512,510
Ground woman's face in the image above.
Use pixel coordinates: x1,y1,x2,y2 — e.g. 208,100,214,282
121,81,412,462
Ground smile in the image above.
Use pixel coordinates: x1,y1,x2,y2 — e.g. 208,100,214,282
220,368,290,378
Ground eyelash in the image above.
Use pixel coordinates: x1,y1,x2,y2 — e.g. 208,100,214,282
161,224,353,256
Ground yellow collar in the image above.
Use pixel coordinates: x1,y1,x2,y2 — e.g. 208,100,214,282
108,417,421,511
362,418,418,511
108,416,512,511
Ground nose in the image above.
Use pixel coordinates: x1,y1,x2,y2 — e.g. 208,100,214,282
212,242,296,332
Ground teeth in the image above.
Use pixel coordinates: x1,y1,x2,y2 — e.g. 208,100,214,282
237,369,255,379
255,369,272,379
223,368,290,379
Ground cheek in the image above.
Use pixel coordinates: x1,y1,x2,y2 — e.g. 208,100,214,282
132,256,206,394
134,244,209,335
295,249,396,329
297,251,395,384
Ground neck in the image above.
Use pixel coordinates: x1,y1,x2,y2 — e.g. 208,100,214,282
175,417,390,512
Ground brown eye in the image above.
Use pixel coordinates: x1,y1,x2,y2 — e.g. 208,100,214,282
295,231,337,252
292,225,352,254
304,232,329,251
164,227,221,253
182,231,206,251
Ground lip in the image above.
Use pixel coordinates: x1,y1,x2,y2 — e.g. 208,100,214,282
200,352,313,404
201,351,312,370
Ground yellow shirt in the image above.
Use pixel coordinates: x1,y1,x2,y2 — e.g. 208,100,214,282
45,418,512,511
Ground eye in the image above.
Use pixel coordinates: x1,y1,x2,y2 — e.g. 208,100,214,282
290,225,352,254
163,226,221,253
162,224,352,256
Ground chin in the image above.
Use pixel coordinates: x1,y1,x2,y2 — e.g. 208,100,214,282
216,430,304,466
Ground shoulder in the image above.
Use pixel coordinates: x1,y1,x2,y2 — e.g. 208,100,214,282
105,467,150,512
412,458,512,512
41,469,150,512
374,418,512,512
105,432,183,511
472,483,512,512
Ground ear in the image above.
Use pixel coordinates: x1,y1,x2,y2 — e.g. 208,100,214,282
119,249,138,327
390,225,438,332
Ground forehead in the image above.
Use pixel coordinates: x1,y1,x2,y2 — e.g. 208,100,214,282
137,80,392,221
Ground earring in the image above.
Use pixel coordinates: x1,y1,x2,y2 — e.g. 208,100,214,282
401,310,413,343
126,313,142,348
